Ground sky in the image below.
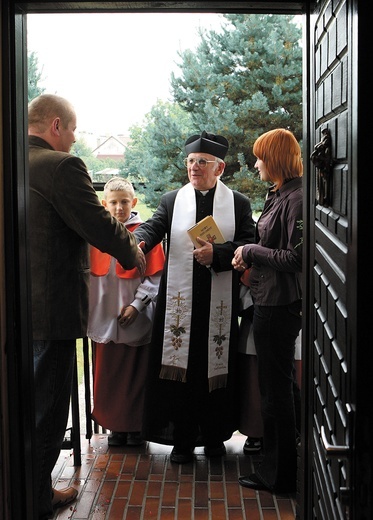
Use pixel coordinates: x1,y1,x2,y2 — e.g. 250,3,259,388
27,13,224,137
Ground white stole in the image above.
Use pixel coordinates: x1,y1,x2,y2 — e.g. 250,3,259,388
160,180,235,391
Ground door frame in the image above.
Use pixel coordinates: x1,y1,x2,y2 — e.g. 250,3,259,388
1,2,309,519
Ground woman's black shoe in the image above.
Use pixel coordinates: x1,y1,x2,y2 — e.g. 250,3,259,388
243,437,262,455
239,473,269,491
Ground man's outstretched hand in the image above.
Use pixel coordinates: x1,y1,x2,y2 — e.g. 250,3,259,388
136,241,146,276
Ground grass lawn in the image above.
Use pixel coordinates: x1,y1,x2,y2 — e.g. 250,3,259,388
135,195,154,220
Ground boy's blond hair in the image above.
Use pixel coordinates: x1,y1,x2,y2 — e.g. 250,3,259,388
103,177,135,199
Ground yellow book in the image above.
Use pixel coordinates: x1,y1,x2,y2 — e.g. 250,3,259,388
187,215,226,248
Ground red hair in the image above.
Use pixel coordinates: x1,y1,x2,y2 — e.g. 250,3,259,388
253,129,303,190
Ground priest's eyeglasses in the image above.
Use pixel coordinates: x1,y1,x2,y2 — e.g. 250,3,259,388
183,157,216,168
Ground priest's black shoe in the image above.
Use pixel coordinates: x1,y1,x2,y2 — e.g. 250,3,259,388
204,443,226,457
238,474,270,491
170,446,194,464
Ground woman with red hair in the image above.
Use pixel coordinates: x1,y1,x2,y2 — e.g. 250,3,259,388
232,128,303,494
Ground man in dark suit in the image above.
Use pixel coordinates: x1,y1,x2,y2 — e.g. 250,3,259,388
28,94,145,520
134,131,256,464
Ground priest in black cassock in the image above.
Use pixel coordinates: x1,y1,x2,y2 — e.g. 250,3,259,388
134,131,256,463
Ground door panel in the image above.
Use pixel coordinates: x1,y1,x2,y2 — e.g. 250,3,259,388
307,0,353,518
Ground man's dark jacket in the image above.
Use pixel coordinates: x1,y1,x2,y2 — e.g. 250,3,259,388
29,136,138,340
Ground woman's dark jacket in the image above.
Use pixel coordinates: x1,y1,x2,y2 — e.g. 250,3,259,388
243,177,303,306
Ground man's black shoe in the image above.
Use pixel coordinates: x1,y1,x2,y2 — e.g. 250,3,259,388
170,446,194,464
204,443,226,457
238,474,269,491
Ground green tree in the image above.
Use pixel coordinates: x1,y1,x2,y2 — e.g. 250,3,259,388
28,51,45,102
122,14,302,210
71,137,119,174
119,101,195,210
171,14,302,186
71,137,93,158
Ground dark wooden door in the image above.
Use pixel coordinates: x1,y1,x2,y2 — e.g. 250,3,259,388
301,0,371,518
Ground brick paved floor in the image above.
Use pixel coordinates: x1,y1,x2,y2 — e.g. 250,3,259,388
51,431,297,520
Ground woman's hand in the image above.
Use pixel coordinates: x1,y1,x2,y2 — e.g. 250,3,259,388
232,246,248,271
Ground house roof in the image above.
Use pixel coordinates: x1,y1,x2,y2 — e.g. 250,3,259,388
92,135,129,156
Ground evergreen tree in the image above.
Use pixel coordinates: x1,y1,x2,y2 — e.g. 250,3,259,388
122,14,303,210
119,101,195,210
28,51,45,102
171,14,302,183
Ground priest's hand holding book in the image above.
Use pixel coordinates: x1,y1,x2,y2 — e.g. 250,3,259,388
188,215,225,275
192,236,214,267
